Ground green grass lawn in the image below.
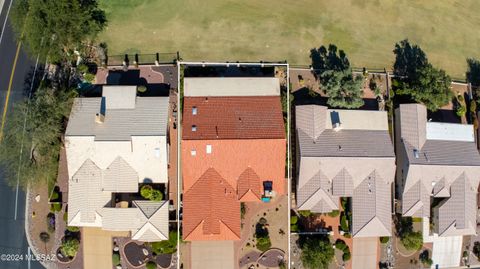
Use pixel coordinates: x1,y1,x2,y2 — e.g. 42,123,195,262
98,0,480,78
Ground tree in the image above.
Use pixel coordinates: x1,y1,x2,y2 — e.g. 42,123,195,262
146,261,157,269
300,237,334,269
473,241,480,260
419,249,433,267
150,231,178,255
320,70,364,108
140,185,153,199
150,189,163,201
393,40,452,111
380,236,390,244
60,237,80,258
10,0,106,62
256,236,272,252
112,253,120,266
0,87,76,190
310,44,364,108
467,58,480,87
393,39,428,79
401,231,423,251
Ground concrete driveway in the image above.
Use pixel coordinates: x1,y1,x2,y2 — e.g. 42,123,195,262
191,241,234,269
352,237,379,269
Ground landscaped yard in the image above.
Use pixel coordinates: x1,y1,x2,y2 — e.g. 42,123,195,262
98,0,480,78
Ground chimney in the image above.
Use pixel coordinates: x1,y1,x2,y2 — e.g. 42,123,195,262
95,112,105,124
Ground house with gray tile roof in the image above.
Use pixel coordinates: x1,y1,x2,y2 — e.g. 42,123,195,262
395,103,480,236
65,85,170,242
295,105,395,237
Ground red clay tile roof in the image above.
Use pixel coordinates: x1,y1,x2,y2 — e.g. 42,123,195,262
183,168,241,241
237,168,262,202
182,96,285,140
182,139,286,195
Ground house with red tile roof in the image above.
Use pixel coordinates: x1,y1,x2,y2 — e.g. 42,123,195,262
181,77,286,241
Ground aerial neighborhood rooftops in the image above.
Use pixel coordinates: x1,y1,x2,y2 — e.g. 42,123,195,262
65,85,170,241
396,103,480,236
181,76,286,241
295,105,395,237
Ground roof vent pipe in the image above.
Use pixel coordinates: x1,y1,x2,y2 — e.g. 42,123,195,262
95,112,105,124
333,122,341,132
413,149,419,159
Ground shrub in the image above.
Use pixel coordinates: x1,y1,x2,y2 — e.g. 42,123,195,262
50,190,59,201
256,236,271,252
60,238,80,258
342,249,351,261
150,231,178,255
50,202,62,212
458,94,465,102
473,241,480,260
66,226,80,232
456,106,467,117
150,190,163,201
471,101,477,112
298,210,312,217
83,73,95,83
401,231,423,251
137,85,147,93
380,236,390,244
258,217,268,225
39,232,50,243
140,185,153,199
327,210,339,217
112,253,120,266
340,214,348,232
145,261,157,269
77,64,89,74
290,215,298,225
46,213,55,233
63,212,68,222
419,250,433,267
335,239,347,251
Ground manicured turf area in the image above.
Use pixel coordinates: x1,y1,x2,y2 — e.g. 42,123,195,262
98,0,480,78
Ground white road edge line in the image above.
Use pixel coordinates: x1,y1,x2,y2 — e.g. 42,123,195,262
0,0,12,46
14,54,39,220
27,246,31,269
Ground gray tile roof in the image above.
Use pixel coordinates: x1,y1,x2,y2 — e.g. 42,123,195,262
352,171,391,237
68,159,112,224
436,173,476,236
100,200,169,242
66,96,169,141
332,168,354,197
402,180,430,217
432,177,449,197
398,103,480,166
102,157,139,192
295,105,395,237
397,104,480,237
297,129,395,158
297,170,338,212
404,140,480,166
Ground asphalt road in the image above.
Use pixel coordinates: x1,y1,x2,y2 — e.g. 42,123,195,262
0,0,44,268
